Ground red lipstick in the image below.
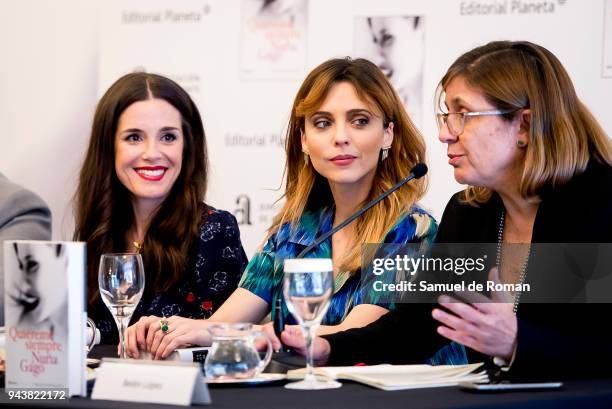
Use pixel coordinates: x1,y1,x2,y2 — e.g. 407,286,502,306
330,155,356,166
134,166,167,181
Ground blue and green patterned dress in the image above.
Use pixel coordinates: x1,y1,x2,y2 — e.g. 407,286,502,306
239,206,438,327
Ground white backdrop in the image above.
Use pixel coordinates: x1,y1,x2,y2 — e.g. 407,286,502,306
2,0,611,258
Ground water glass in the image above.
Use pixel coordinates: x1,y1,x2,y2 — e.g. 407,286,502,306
283,258,341,390
98,253,145,359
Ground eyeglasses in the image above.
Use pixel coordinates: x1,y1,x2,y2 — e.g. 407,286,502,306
436,109,520,137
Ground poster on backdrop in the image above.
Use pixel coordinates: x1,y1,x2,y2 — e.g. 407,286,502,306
241,0,308,79
604,0,612,78
353,15,425,128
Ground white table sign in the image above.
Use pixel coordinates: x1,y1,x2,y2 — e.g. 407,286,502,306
91,358,211,406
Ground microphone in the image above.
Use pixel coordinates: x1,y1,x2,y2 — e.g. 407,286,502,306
273,163,428,345
296,163,427,258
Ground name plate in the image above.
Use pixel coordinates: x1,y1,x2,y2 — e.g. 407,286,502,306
91,358,211,406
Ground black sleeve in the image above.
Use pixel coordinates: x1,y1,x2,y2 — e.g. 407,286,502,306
507,164,612,381
216,210,248,289
196,210,248,314
434,191,500,244
322,303,448,366
433,192,464,244
507,306,612,381
320,192,477,367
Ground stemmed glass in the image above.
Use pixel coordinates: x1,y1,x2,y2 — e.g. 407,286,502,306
98,253,145,359
283,258,342,390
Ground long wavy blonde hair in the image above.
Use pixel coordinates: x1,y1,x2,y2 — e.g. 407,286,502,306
437,41,612,206
269,57,427,274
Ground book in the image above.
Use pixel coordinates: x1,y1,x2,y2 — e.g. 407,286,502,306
287,362,487,391
3,240,87,396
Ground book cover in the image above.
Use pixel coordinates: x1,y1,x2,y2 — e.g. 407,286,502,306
3,240,87,396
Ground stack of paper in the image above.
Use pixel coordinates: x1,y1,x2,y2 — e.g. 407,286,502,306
138,346,210,364
287,363,487,391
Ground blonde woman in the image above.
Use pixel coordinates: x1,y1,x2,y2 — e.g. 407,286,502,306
126,57,436,359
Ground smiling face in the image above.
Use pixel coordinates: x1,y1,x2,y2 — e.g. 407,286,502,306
114,98,184,210
438,76,525,190
301,81,393,193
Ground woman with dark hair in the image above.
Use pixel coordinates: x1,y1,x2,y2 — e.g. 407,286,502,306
74,72,247,346
280,41,612,381
126,57,438,360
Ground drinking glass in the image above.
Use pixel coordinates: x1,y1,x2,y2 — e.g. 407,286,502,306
204,323,273,380
98,253,145,359
283,258,341,390
85,317,101,354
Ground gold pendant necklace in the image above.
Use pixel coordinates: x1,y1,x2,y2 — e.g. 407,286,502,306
133,241,143,253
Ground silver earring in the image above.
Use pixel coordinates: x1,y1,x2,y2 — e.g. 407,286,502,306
516,140,526,148
381,147,390,161
303,152,309,165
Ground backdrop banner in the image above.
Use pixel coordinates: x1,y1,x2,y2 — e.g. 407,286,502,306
18,0,603,256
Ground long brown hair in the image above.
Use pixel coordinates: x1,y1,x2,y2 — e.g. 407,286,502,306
74,72,208,306
270,57,427,274
437,40,612,205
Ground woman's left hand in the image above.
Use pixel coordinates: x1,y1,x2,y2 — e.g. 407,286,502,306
432,295,517,360
259,322,301,352
259,322,282,352
149,316,211,360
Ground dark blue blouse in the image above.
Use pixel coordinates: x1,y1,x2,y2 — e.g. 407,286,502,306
92,207,247,344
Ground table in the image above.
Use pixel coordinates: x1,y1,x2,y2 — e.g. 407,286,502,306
3,378,612,409
2,346,612,409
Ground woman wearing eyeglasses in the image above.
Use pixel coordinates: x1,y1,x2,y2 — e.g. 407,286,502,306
278,40,612,380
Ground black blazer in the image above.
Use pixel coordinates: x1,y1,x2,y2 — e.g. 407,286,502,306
324,160,612,381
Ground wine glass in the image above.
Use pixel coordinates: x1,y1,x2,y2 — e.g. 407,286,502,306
98,253,145,359
283,258,342,390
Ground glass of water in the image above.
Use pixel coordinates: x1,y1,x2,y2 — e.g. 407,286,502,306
98,253,145,359
283,258,341,390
